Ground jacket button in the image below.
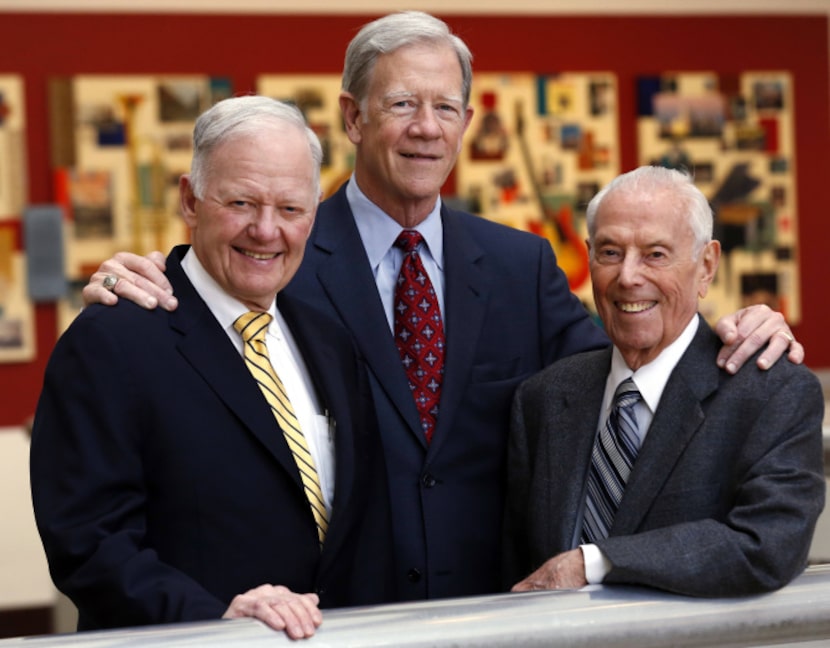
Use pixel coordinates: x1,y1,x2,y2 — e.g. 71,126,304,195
407,568,422,582
421,473,437,488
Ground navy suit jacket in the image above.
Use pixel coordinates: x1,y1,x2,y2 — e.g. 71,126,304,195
283,184,608,599
31,246,393,630
505,317,825,597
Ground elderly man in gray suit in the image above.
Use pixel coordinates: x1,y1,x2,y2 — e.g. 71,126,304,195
504,165,825,597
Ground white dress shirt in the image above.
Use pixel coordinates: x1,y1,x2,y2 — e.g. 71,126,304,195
581,315,700,583
181,249,335,515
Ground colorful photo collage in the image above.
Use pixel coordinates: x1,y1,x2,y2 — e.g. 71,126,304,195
53,75,232,331
0,75,34,362
453,72,620,310
637,72,799,324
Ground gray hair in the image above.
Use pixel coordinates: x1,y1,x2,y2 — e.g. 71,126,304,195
342,11,473,108
189,95,323,200
586,165,713,258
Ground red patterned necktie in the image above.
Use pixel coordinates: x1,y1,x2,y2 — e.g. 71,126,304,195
393,230,445,443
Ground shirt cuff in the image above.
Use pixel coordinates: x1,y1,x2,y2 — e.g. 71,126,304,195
580,543,612,584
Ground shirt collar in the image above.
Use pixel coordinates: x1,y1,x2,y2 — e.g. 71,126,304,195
346,175,444,270
181,247,276,330
608,314,700,415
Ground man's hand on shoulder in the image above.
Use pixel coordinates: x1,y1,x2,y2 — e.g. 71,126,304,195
223,584,323,639
715,304,803,374
82,251,178,311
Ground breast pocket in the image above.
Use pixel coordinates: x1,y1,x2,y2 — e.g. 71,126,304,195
309,414,336,509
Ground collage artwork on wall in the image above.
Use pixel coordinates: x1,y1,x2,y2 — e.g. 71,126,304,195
0,74,34,362
452,71,620,311
637,71,799,324
0,70,802,354
49,75,233,332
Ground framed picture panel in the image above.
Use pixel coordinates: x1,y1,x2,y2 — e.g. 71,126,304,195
0,75,35,362
637,71,800,324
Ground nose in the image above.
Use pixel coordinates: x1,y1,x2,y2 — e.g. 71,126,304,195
247,205,282,241
617,254,644,287
409,105,442,138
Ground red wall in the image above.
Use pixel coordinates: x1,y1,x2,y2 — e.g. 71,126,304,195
0,12,828,427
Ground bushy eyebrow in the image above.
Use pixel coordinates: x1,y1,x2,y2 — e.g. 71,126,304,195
383,90,464,105
593,234,675,250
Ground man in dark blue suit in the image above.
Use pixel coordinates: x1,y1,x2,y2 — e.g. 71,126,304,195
82,12,801,602
30,96,392,638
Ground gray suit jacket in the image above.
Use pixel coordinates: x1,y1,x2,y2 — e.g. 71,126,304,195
504,316,825,597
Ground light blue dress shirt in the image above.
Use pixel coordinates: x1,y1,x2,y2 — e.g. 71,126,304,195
346,177,445,331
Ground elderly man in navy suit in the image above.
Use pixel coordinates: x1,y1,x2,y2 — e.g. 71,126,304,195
30,96,392,639
80,13,803,602
505,166,824,597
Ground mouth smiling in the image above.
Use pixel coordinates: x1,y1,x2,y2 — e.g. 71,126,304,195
236,247,279,261
616,301,657,313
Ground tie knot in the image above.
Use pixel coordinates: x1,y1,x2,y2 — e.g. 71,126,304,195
614,377,641,409
233,311,273,343
395,230,424,254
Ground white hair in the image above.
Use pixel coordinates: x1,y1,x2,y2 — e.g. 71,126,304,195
586,165,713,258
189,95,323,200
342,11,473,108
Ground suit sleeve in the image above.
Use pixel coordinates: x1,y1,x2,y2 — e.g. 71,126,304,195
502,379,537,588
597,368,826,597
30,313,226,629
536,239,608,364
344,343,396,605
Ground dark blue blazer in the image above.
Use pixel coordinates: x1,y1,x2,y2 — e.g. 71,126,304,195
505,317,825,596
283,183,608,600
31,246,393,631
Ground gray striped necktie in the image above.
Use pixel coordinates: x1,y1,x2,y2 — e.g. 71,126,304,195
234,311,329,547
582,378,642,544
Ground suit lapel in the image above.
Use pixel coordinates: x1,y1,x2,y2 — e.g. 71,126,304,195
277,294,356,561
613,318,720,535
427,206,489,455
310,187,424,442
548,352,612,549
165,247,305,493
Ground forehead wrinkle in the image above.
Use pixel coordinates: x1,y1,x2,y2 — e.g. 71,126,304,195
596,213,687,247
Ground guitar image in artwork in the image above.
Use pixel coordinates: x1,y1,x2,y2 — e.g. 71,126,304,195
514,100,590,291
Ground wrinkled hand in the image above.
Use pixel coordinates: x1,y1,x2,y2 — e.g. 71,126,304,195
223,584,322,639
511,549,588,592
82,251,178,311
715,304,803,374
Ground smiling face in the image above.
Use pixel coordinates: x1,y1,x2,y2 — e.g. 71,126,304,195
339,41,474,226
179,121,319,312
589,188,720,370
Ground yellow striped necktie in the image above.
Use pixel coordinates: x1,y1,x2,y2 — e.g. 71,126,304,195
233,310,328,547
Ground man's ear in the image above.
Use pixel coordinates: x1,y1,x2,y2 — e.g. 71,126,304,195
339,92,363,145
179,175,198,228
697,240,721,299
455,105,475,154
